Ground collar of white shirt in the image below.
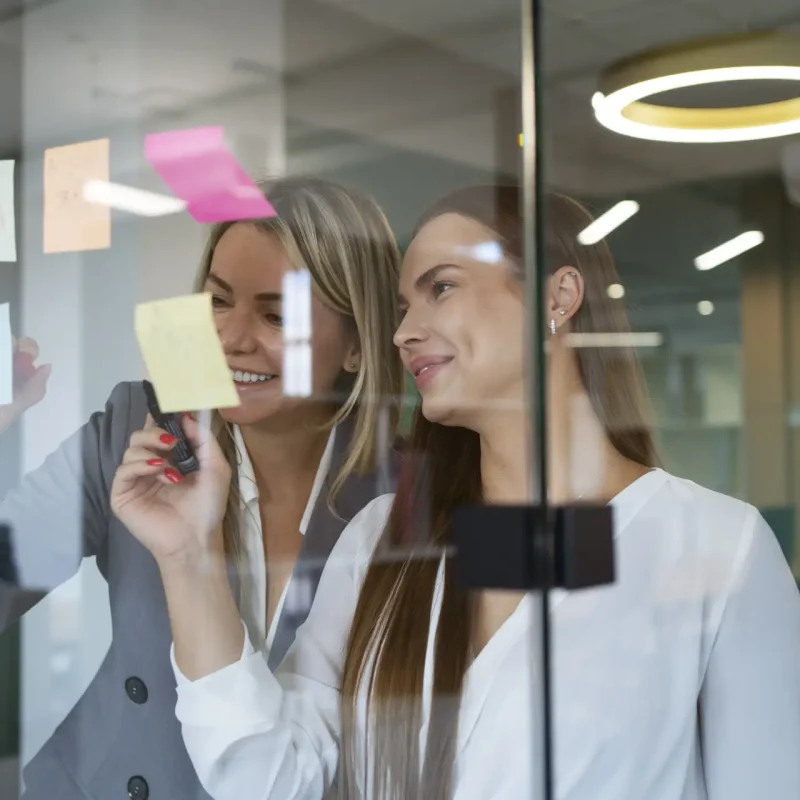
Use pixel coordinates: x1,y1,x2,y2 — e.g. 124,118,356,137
233,424,337,535
232,424,338,652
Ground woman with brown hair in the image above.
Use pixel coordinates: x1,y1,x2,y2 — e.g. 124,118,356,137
113,186,800,799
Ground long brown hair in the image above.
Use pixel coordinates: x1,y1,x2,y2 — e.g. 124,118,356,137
193,176,403,571
339,186,657,798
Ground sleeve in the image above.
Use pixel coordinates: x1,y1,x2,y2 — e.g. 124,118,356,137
0,381,134,630
172,493,394,800
700,508,800,799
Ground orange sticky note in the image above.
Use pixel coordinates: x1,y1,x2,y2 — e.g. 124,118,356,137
43,138,111,254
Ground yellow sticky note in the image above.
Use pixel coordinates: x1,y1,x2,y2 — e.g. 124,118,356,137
134,293,240,413
44,138,111,254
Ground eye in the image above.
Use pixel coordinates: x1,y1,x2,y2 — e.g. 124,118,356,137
432,279,454,299
210,294,230,309
264,312,283,327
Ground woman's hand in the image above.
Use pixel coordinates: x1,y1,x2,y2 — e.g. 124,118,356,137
0,337,51,436
110,413,232,566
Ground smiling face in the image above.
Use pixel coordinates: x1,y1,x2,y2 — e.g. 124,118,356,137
206,223,359,427
395,213,526,428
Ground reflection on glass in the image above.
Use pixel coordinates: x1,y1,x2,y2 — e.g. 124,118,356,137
543,2,800,797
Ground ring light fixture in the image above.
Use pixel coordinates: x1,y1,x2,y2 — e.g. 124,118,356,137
592,31,800,143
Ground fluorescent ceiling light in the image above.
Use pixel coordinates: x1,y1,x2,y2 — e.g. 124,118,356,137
607,283,626,299
566,332,663,348
694,230,764,271
460,241,504,264
577,200,639,245
697,300,715,316
83,180,186,217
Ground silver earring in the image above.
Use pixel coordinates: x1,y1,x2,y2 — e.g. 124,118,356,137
558,309,566,316
549,319,557,336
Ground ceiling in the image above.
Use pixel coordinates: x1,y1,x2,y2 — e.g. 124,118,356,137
2,0,799,193
1,0,799,349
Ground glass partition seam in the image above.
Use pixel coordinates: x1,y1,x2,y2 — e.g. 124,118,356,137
522,0,554,798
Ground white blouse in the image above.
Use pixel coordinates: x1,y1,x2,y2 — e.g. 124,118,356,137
172,469,800,799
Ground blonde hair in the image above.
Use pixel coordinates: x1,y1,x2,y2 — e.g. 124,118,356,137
193,176,403,567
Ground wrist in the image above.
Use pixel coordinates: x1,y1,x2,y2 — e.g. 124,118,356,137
156,541,227,583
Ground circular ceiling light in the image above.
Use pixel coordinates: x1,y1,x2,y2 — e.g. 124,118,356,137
592,32,800,143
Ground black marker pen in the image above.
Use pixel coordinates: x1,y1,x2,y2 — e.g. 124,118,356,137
142,380,200,476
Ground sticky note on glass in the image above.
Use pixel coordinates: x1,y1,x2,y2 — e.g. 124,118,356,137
0,161,16,262
44,138,111,254
134,293,240,413
144,126,276,224
0,304,12,405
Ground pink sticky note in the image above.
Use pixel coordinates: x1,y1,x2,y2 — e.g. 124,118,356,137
144,127,276,224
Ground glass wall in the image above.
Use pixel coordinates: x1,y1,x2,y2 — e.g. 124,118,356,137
539,0,800,797
0,0,798,798
0,1,541,798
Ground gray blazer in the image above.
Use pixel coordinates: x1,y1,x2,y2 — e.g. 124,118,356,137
0,381,396,799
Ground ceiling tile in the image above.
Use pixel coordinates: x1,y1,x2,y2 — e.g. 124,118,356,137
577,1,734,62
543,0,663,22
317,0,518,37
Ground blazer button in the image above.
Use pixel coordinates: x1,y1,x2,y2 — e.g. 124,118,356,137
125,677,148,705
127,775,149,800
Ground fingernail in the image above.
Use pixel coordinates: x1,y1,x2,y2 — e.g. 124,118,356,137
147,458,164,466
160,433,177,445
184,412,196,422
164,467,182,483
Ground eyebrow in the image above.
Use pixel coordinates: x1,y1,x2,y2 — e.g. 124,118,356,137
206,272,282,302
398,263,462,304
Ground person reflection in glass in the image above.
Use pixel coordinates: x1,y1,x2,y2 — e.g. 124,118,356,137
113,186,800,799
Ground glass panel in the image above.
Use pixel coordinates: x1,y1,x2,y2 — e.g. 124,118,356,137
0,1,549,799
540,1,800,797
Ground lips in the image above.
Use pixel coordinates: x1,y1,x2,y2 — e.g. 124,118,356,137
406,355,454,390
408,355,453,378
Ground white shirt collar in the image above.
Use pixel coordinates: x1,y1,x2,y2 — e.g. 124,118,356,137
233,424,337,535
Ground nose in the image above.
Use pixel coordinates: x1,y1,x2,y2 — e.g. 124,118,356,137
393,305,428,350
218,306,260,355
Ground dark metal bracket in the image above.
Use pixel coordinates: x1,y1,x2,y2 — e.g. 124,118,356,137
454,504,615,591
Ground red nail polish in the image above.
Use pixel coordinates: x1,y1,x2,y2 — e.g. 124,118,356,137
147,458,164,466
184,412,196,422
160,433,177,445
164,467,182,483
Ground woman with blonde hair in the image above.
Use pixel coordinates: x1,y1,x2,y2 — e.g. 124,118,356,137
0,176,403,800
114,185,800,799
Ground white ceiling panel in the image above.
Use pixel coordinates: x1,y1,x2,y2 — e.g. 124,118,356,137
0,0,797,198
568,0,732,62
541,17,620,79
544,0,664,21
317,0,517,38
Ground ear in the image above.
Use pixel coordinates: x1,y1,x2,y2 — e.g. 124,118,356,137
547,266,583,333
342,341,362,373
